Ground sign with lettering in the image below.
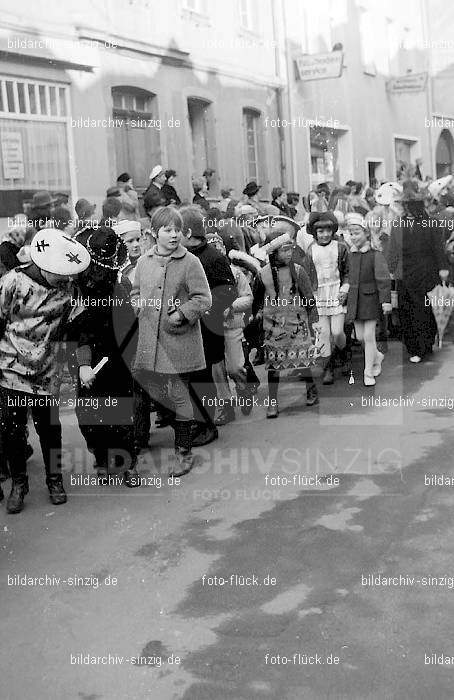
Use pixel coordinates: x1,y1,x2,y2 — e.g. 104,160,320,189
1,131,24,179
295,52,343,81
386,73,428,93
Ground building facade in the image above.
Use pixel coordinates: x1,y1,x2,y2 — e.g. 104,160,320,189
0,0,453,222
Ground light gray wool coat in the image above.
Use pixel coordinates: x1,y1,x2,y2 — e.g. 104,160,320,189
131,244,212,374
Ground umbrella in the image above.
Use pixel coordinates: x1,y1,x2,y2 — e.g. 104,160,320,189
427,282,454,348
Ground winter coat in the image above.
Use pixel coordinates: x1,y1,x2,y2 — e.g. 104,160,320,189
386,215,447,292
0,264,72,395
131,244,212,374
189,242,237,364
143,183,166,212
193,193,210,212
162,183,181,206
0,241,20,277
346,245,391,323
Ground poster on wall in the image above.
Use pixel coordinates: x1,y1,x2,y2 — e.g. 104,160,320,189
1,131,24,179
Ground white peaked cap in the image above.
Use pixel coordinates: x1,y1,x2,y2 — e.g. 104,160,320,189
113,220,141,236
428,175,453,199
375,182,403,206
30,229,91,275
149,165,163,180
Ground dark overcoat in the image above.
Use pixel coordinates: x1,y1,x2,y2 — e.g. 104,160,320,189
346,247,391,323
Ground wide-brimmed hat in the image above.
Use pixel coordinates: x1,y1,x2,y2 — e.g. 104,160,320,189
31,191,57,208
75,227,128,270
113,220,141,237
30,229,91,275
149,165,163,181
243,181,261,197
306,211,339,236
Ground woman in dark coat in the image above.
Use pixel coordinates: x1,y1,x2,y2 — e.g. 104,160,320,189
67,226,140,486
386,181,449,362
346,213,391,386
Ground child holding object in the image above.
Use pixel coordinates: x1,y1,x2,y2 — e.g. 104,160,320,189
0,229,91,513
345,213,392,386
68,227,140,486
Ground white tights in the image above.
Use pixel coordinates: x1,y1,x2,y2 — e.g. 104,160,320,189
354,320,378,374
318,313,346,358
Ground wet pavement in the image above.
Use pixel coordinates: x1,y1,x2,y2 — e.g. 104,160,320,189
2,339,454,699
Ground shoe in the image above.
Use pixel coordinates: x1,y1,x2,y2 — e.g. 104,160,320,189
409,356,422,363
364,372,376,386
6,477,29,514
124,467,141,488
372,351,384,377
214,404,236,426
46,475,67,505
306,382,319,406
191,424,219,447
266,402,279,418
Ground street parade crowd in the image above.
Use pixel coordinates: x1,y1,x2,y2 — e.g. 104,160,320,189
0,163,453,514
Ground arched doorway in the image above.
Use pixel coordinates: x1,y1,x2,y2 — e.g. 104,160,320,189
436,129,454,178
111,87,160,191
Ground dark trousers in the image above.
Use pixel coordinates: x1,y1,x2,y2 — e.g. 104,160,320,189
397,282,437,357
0,387,62,482
75,389,136,472
188,363,217,429
133,380,152,447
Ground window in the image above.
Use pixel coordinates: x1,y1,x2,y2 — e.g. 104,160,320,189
302,0,333,53
243,109,260,182
239,0,255,31
0,77,71,217
182,0,208,15
112,87,160,190
394,137,417,179
188,97,212,178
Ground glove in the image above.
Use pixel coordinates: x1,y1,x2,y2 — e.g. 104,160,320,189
382,302,392,315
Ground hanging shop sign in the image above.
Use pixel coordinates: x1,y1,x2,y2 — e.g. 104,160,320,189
386,72,428,93
295,51,344,81
1,131,24,179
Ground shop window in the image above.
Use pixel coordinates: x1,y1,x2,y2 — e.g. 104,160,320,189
0,77,71,217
